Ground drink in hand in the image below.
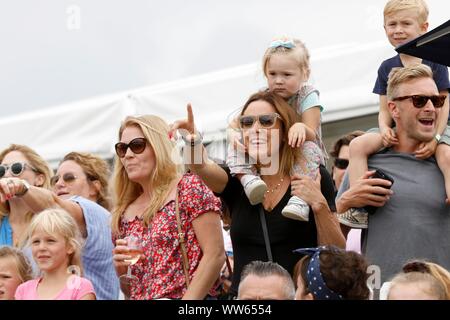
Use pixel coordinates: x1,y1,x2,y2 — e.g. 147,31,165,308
124,248,144,265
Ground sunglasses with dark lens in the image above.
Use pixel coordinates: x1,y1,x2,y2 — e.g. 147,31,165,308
0,162,37,178
402,261,430,274
115,137,147,158
50,173,78,186
392,95,447,109
334,158,349,170
238,113,281,130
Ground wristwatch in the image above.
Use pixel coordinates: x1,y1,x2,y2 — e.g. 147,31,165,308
181,132,203,147
435,134,441,143
15,180,31,197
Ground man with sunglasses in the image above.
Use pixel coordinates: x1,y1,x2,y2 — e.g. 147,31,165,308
329,131,365,190
330,131,365,254
336,64,450,292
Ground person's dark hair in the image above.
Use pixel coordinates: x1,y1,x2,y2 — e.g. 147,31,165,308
239,260,295,299
295,245,370,300
330,131,365,158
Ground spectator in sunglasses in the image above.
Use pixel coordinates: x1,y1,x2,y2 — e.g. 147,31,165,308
336,65,450,293
52,152,112,211
342,0,450,231
225,38,327,223
329,131,365,190
329,131,365,254
0,148,119,300
112,115,224,300
172,91,345,298
0,144,53,247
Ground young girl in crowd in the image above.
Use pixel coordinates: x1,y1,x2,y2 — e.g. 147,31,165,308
388,272,447,300
15,208,96,300
227,37,326,221
400,259,450,299
0,246,33,300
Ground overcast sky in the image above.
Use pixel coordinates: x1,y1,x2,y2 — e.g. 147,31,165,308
0,0,448,118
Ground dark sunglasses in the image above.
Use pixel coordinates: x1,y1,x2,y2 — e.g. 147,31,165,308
115,137,147,158
50,172,78,186
0,162,37,178
392,95,447,109
334,158,349,170
238,113,281,130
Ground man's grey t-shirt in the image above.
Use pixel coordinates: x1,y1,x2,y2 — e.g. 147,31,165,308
338,149,450,283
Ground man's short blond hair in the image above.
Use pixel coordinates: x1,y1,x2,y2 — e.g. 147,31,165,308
387,64,433,100
384,0,429,25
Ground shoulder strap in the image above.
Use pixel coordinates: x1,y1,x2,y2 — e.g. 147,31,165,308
175,191,190,287
258,205,273,261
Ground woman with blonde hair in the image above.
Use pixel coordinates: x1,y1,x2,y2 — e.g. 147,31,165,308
112,114,225,300
0,144,52,247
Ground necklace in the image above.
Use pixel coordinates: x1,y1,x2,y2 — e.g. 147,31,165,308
264,178,284,197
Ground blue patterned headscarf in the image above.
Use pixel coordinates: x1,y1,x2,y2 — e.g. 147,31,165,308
293,246,344,300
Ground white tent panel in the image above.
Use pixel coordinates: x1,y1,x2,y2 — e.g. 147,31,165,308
0,41,392,165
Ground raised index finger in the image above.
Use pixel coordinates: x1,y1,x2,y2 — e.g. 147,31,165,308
187,103,194,126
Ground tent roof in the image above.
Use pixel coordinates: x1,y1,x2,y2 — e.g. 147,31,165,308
0,41,392,165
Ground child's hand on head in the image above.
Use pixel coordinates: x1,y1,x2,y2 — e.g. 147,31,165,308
288,123,306,148
381,127,398,147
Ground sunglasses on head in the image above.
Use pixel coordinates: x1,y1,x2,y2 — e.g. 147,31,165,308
115,137,147,158
238,113,281,130
0,162,37,178
334,158,349,170
393,95,447,109
50,172,78,186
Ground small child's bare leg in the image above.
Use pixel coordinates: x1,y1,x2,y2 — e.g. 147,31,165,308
435,143,450,203
348,133,384,186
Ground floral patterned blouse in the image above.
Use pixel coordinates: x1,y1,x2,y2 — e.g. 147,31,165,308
114,173,222,300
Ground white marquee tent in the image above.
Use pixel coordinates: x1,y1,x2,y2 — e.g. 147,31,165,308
0,41,392,166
